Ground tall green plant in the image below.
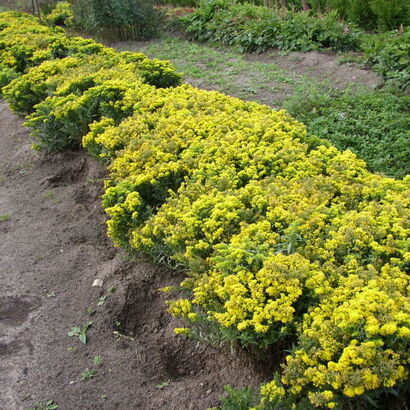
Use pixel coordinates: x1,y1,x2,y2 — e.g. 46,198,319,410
370,0,410,31
71,0,161,40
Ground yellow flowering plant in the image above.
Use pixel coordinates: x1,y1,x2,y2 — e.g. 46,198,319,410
1,11,409,409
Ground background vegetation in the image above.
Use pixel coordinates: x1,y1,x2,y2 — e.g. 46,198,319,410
159,0,410,31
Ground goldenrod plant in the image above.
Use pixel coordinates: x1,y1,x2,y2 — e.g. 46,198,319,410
0,11,408,409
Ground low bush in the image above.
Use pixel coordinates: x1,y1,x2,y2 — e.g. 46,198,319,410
362,29,410,90
26,79,149,151
3,52,181,114
42,1,74,27
285,88,410,179
183,0,361,53
0,13,105,75
0,11,181,151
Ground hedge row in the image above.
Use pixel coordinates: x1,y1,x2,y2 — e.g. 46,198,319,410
1,12,409,410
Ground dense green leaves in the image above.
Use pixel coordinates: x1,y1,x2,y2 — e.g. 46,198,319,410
71,0,162,40
285,90,410,179
183,0,361,53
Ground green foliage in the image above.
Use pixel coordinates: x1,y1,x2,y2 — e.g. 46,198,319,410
285,88,410,179
71,0,162,40
68,321,93,344
43,1,74,27
369,0,410,31
362,29,410,90
172,0,409,31
183,0,361,53
156,0,198,6
322,0,410,31
25,78,144,151
0,67,19,93
217,385,258,410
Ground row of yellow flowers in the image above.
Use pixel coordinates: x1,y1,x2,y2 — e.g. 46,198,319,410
86,84,410,408
1,11,409,409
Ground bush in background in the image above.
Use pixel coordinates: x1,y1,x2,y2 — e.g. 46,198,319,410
183,0,361,53
43,1,74,27
71,0,162,40
362,29,410,90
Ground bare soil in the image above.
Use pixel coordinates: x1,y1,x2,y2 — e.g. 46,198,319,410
0,101,266,410
245,50,379,90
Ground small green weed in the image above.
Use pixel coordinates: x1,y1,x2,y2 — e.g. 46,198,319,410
156,380,170,389
87,306,97,315
93,355,103,366
68,321,93,344
28,400,58,410
97,296,107,306
0,214,10,222
216,386,258,410
81,368,97,380
42,289,56,298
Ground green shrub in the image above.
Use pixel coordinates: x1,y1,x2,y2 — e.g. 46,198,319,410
311,0,410,31
183,0,361,53
369,0,410,31
156,0,198,6
25,79,150,151
362,29,410,90
0,67,19,93
43,1,74,27
71,0,161,40
285,89,410,179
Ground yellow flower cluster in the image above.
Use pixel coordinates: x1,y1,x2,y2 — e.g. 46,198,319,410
0,12,181,151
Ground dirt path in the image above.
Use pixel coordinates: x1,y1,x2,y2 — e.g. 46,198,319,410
0,101,264,410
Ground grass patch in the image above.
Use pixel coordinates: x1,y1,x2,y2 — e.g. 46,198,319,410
116,36,309,105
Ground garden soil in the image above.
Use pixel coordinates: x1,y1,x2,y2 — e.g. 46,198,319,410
0,101,266,410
